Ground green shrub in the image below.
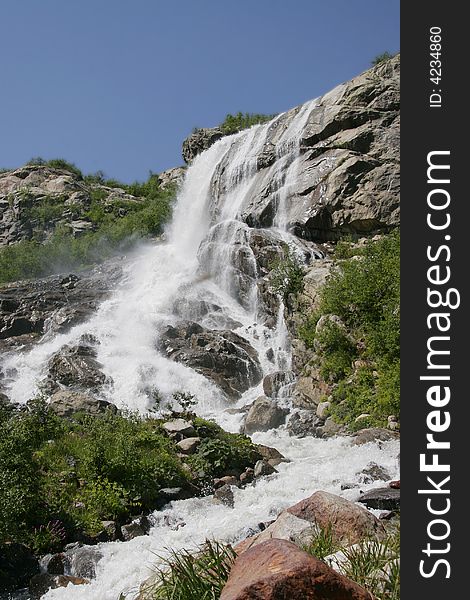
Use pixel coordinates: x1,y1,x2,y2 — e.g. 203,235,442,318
28,157,83,179
371,51,395,66
300,232,400,425
219,112,276,134
270,247,304,304
0,402,188,547
139,540,236,600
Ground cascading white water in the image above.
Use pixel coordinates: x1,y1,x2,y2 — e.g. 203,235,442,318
1,102,399,600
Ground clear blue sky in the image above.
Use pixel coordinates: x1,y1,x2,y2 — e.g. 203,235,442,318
1,0,399,183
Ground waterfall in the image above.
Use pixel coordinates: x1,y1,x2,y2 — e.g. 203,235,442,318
1,101,399,600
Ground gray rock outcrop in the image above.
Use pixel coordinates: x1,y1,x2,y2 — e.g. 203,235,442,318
159,321,262,400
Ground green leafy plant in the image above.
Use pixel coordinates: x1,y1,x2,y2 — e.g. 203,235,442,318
270,247,304,304
140,540,236,600
302,523,339,560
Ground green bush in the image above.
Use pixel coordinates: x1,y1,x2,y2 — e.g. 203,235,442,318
28,157,83,179
270,247,304,304
0,401,188,548
300,232,400,425
371,51,395,66
219,112,276,134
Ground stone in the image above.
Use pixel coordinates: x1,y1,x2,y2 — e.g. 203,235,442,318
220,539,374,600
254,460,277,478
387,415,399,431
239,468,255,485
358,488,400,511
286,410,322,438
255,444,288,467
214,476,239,489
287,490,385,544
0,542,39,593
157,487,193,505
243,396,288,434
100,520,118,541
389,480,400,489
213,484,235,508
262,371,295,398
359,462,391,484
353,428,399,446
157,166,186,189
243,511,315,552
121,522,147,541
162,419,196,438
41,553,66,575
64,545,102,579
46,344,107,393
316,401,331,419
182,127,225,163
29,574,89,599
292,376,327,409
159,321,262,400
49,390,117,417
176,436,200,454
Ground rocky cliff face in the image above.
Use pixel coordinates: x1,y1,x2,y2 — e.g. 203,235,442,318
183,55,399,241
0,165,148,246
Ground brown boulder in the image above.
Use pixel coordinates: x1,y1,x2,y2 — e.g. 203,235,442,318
220,539,375,600
287,491,385,544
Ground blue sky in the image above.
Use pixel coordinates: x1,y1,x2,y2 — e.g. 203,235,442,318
1,1,399,182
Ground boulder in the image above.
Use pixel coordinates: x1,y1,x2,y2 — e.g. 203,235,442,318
286,410,322,438
0,542,39,593
182,127,225,163
64,545,102,579
243,396,288,434
352,428,399,446
359,462,391,484
262,371,295,398
287,490,385,544
159,321,262,400
213,484,235,508
220,539,375,600
176,436,200,454
157,166,185,189
255,444,288,467
46,344,107,393
162,419,196,438
236,511,315,553
214,476,239,489
254,460,277,478
358,488,400,511
292,376,328,409
316,401,331,419
49,390,117,417
29,574,88,599
121,522,147,541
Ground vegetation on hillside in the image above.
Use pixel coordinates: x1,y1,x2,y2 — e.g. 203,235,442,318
299,232,400,427
0,168,176,285
0,400,259,554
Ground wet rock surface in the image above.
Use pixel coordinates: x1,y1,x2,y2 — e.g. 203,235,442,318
159,321,263,400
